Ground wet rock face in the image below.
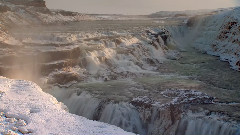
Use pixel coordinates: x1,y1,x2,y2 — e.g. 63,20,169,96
3,0,46,7
146,29,171,46
130,90,215,135
186,16,198,27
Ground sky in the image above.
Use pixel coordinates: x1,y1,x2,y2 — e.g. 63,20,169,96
45,0,240,15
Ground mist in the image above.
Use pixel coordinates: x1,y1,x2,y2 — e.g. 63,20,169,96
45,0,237,15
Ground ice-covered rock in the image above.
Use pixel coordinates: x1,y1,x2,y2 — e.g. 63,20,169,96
190,7,240,71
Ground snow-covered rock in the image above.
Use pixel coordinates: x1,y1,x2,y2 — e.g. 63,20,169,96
0,77,135,135
192,7,240,71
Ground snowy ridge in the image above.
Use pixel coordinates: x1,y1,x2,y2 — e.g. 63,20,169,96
193,7,240,71
0,77,135,135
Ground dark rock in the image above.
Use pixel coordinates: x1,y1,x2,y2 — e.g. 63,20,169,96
174,14,187,17
186,16,202,27
56,10,78,16
225,21,238,30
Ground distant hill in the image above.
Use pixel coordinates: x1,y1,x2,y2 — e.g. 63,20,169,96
149,8,231,18
1,0,46,7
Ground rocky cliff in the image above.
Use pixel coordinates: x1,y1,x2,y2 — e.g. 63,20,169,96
189,7,240,71
0,0,95,44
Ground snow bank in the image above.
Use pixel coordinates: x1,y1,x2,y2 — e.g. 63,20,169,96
0,77,135,135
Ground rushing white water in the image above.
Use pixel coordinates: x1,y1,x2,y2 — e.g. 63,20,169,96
51,87,240,135
176,116,240,135
63,92,101,119
99,103,146,135
62,92,146,135
1,2,240,135
41,21,240,135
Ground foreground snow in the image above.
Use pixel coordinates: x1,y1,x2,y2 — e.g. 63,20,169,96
0,77,135,135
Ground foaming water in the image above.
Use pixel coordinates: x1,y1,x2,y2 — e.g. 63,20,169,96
176,117,240,135
53,87,240,135
63,92,146,135
99,103,145,134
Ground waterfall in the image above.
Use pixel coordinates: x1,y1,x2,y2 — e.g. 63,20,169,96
176,117,240,135
99,103,146,135
62,92,147,135
51,88,240,135
63,92,101,119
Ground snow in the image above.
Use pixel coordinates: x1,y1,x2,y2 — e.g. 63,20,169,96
132,89,214,109
161,89,214,105
193,7,240,71
0,77,135,135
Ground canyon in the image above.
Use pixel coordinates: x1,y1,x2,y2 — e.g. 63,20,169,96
0,0,240,135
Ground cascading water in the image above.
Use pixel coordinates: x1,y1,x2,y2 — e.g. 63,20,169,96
3,6,240,135
99,103,146,135
61,92,147,135
176,116,240,135
43,22,240,135
49,85,240,135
